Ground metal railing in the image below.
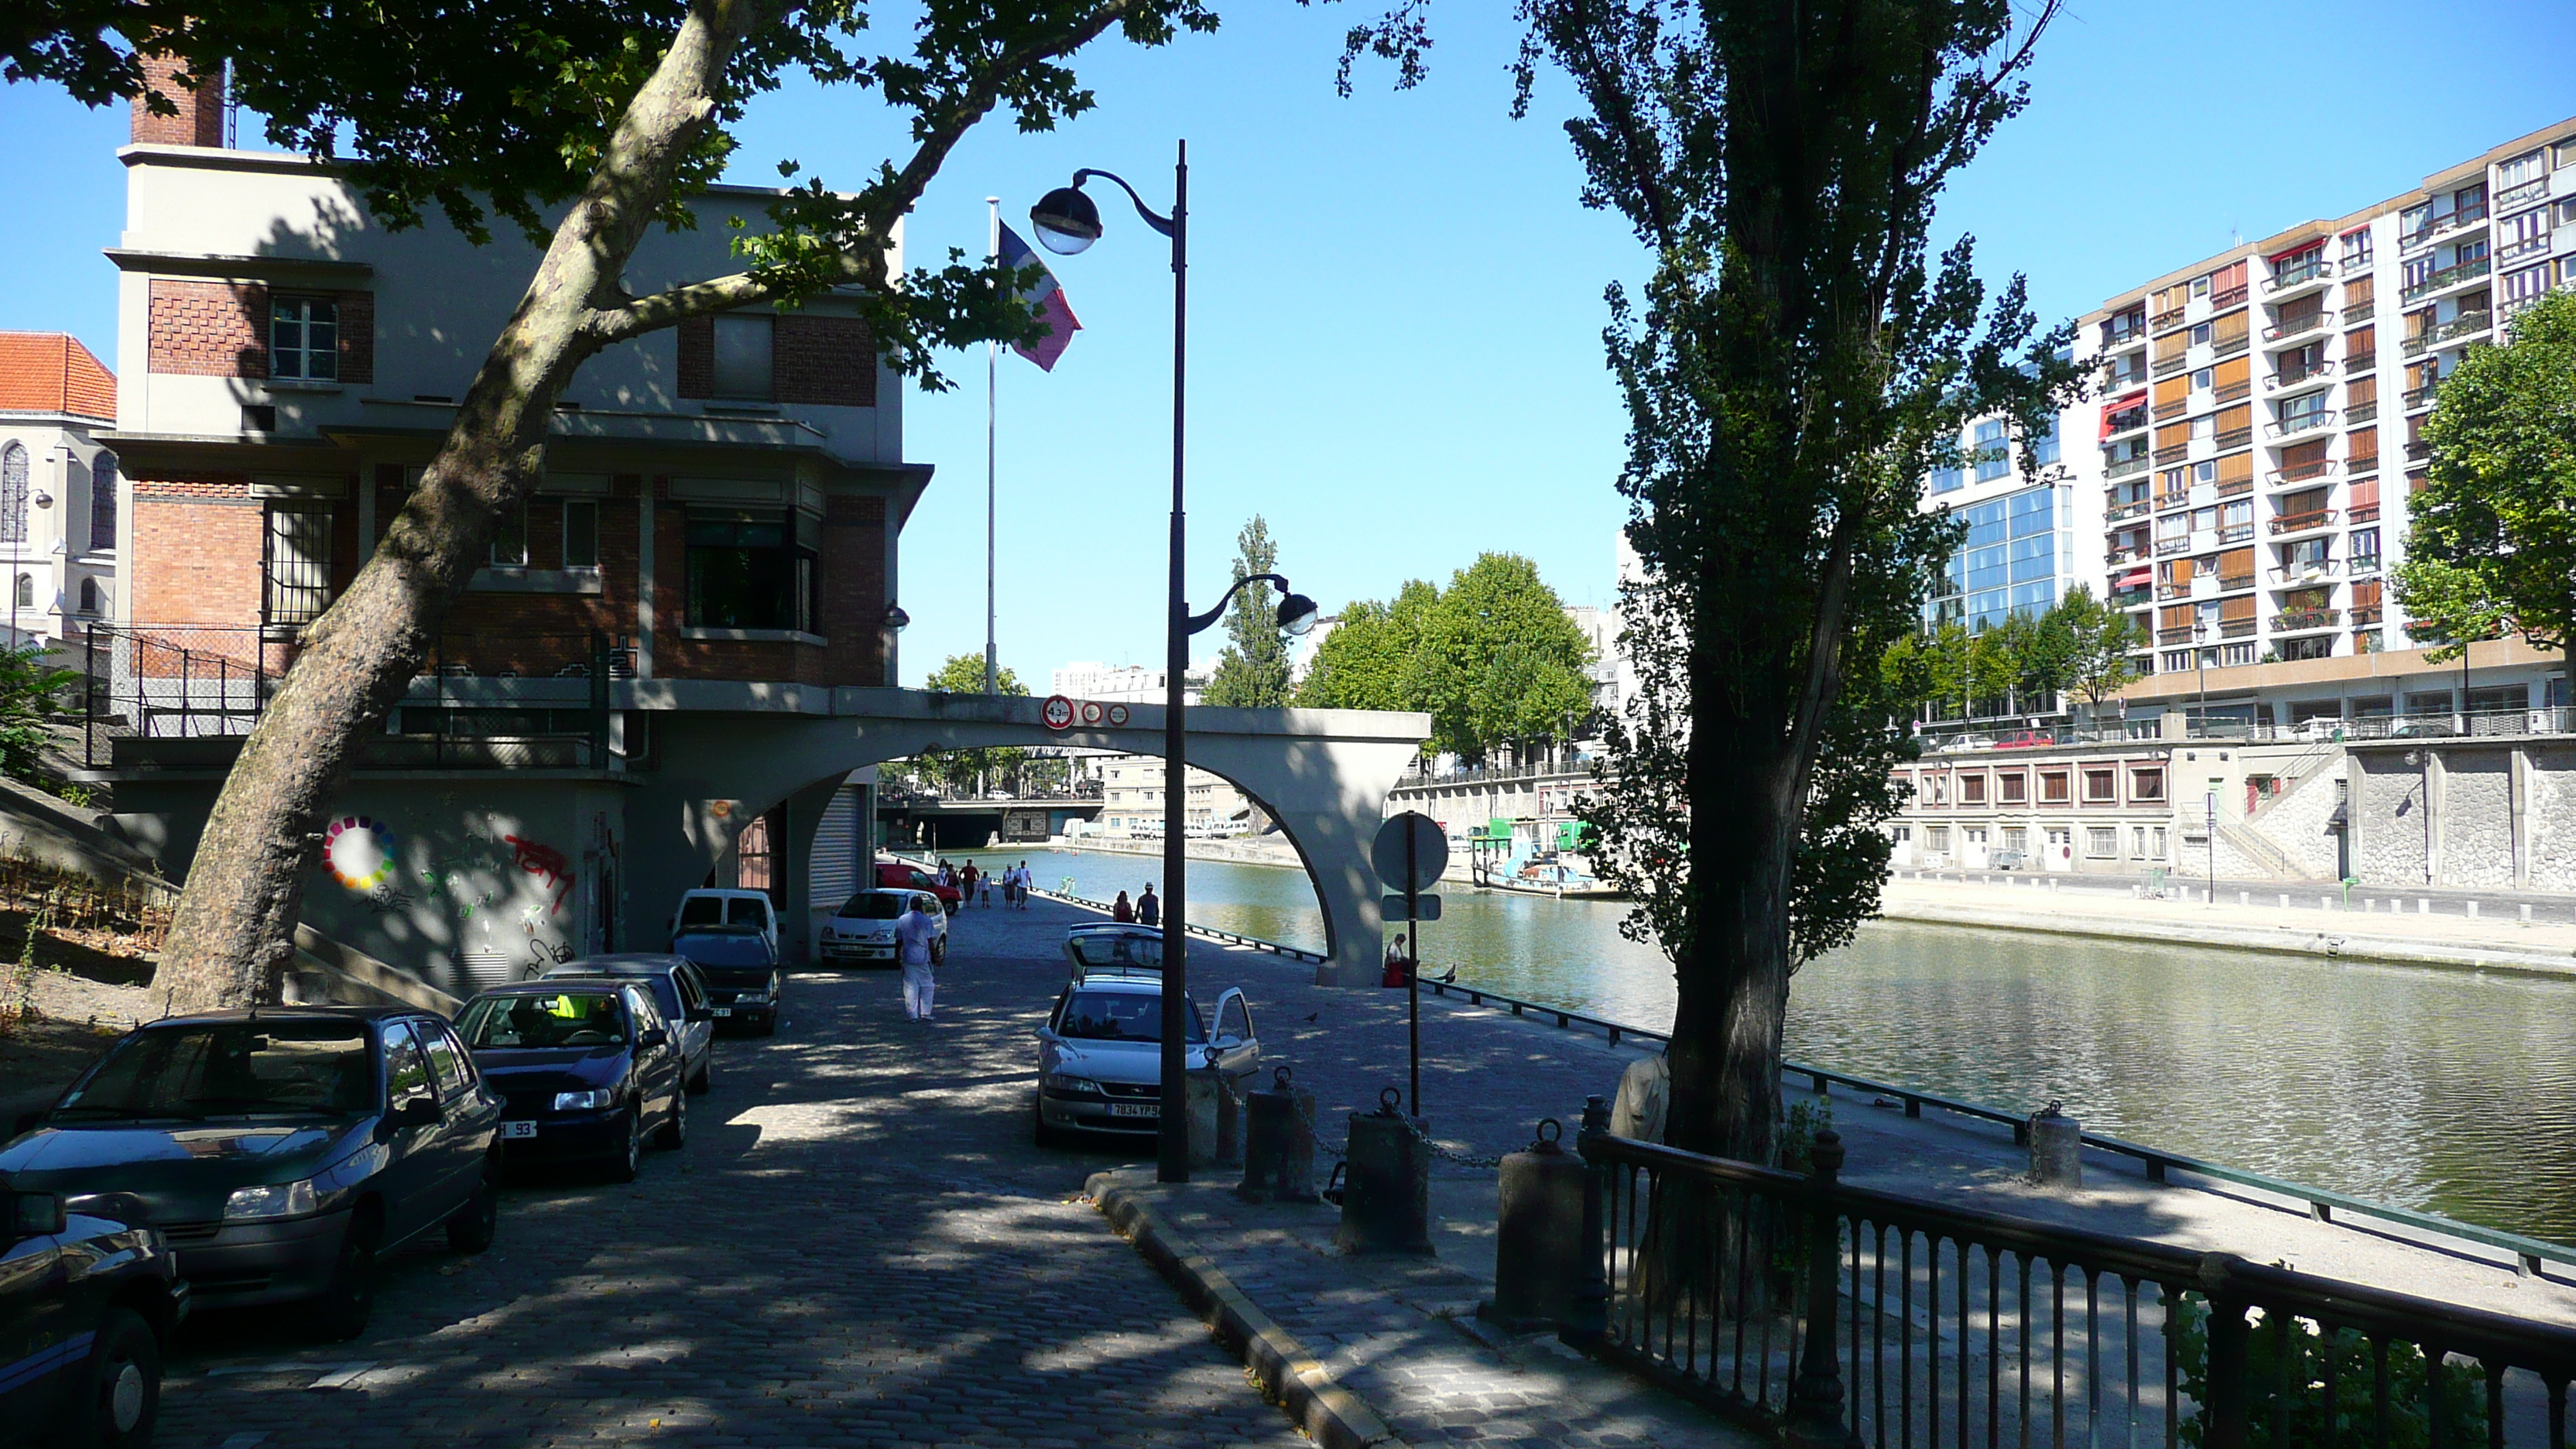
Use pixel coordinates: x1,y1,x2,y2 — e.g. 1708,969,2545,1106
1022,881,1329,963
2269,457,2339,485
2211,283,2249,309
80,622,622,770
2496,179,2549,214
2405,313,2492,356
2272,608,2341,633
2212,333,2251,360
2263,308,2334,343
2106,454,2152,480
2153,354,2192,378
2403,256,2492,304
2265,255,2332,292
2267,359,2335,390
2266,409,2338,440
2269,509,2337,535
2346,300,2376,326
2348,399,2379,424
2215,378,2252,403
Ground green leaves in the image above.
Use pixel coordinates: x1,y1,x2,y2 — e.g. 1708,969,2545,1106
2395,289,2576,675
0,645,78,786
914,652,1029,794
1202,517,1295,709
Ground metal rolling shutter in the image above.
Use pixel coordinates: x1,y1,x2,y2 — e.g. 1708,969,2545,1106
810,784,860,909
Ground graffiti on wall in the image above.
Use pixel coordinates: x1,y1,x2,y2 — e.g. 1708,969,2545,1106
504,834,574,914
315,806,591,984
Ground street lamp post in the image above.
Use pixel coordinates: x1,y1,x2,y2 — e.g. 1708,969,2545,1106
1032,149,1317,1183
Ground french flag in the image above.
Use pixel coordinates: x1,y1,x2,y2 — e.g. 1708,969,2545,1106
999,222,1081,372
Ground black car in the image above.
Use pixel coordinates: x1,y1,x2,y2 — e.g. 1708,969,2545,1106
534,954,718,1096
1,1187,187,1447
669,926,783,1036
454,982,689,1182
0,1007,500,1341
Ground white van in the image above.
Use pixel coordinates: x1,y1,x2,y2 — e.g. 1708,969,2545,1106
670,889,779,955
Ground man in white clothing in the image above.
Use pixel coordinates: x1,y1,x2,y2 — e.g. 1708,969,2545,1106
894,898,941,1020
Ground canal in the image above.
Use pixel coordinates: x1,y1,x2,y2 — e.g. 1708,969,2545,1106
955,846,2576,1244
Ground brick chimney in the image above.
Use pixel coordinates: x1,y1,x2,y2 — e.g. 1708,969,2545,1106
128,52,225,148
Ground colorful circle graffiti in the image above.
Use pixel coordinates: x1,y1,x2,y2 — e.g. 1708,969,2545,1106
324,815,399,892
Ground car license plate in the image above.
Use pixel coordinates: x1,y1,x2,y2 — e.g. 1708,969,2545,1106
1108,1102,1156,1118
711,1007,732,1017
501,1121,537,1139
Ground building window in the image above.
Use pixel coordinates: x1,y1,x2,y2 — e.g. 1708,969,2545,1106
2029,416,2060,467
1999,772,2026,804
2341,228,2373,268
0,443,25,546
2132,827,2148,857
2219,642,2257,666
712,314,774,400
1929,776,1948,806
1928,464,1962,495
1973,420,2009,481
2153,827,2168,857
490,502,529,567
12,574,30,609
2002,826,2026,851
270,296,339,382
263,502,334,627
685,508,817,632
564,499,599,568
89,454,116,551
2130,768,2164,801
2086,827,2118,858
2040,771,2069,803
1925,826,1950,852
77,577,100,614
1960,776,1985,805
736,812,774,895
2082,768,2117,803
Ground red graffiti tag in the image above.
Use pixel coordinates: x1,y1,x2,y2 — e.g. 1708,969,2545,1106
504,834,575,913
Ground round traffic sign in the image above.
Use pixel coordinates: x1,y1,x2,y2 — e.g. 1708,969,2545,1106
1107,704,1129,726
1372,811,1448,892
1040,695,1075,731
1080,701,1106,725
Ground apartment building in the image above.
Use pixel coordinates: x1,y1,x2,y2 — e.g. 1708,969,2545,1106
1097,755,1255,838
89,67,925,991
0,333,120,648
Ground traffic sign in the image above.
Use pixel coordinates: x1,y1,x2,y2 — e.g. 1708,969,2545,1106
1372,812,1448,892
1107,704,1129,726
1383,894,1443,922
1040,695,1075,731
1080,701,1106,726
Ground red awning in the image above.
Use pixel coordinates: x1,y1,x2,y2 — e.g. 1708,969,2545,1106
2269,238,2324,262
2115,569,2150,588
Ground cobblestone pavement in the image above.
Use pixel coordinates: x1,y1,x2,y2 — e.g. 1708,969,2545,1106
153,897,1317,1449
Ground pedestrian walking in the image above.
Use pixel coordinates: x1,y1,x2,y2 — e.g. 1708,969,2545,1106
978,871,995,908
895,896,941,1020
960,862,979,905
1016,861,1033,909
1136,884,1160,927
1112,890,1134,923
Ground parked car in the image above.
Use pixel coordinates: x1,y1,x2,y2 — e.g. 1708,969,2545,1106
668,889,779,954
0,1186,187,1446
874,862,963,913
0,1007,500,1341
1992,731,2057,750
1934,734,1992,754
1033,949,1258,1146
1062,923,1163,979
1987,848,2030,871
819,889,947,968
453,981,690,1182
535,954,717,1095
669,927,785,1036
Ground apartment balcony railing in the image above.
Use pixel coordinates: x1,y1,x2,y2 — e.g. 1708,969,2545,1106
2273,608,2341,632
2351,552,2384,574
2105,415,2150,439
2108,587,2151,608
2268,456,2338,486
2154,536,2190,556
2151,352,2191,378
2502,289,2558,322
2220,618,2259,639
2265,409,2338,440
2156,582,2191,601
2217,574,2256,594
2215,426,2253,450
2401,255,2492,303
2211,282,2249,309
2403,311,2492,355
2269,508,2338,536
2345,457,2380,483
2153,491,2193,512
2105,498,2150,522
2151,398,2187,422
2102,320,2147,349
2217,522,2255,543
2403,382,2440,411
2152,444,2188,465
2213,378,2252,403
2263,255,2331,293
2215,474,2254,498
2266,360,2334,392
2149,307,2186,331
2346,399,2378,424
2348,498,2382,522
2406,204,2489,247
2344,299,2376,325
2156,625,2197,644
2498,232,2551,265
2406,440,2430,461
2263,309,2334,344
2211,332,2251,359
2344,348,2376,375
2105,544,2150,565
2496,177,2550,214
2105,454,2151,479
2351,604,2385,625
2272,561,2340,586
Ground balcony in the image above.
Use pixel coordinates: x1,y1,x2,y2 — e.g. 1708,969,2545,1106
2156,582,2192,601
2497,231,2551,265
2104,412,2150,438
2220,618,2258,639
2152,397,2188,422
2346,400,2378,425
2344,300,2376,325
2345,349,2376,375
2105,544,2150,566
2215,426,2254,450
2345,456,2380,483
2153,353,2192,379
2102,320,2148,351
2154,536,2190,557
2400,256,2492,304
2153,444,2189,465
2217,522,2254,544
2264,255,2333,295
2217,573,2256,594
2109,586,2151,608
2215,474,2254,498
2211,282,2249,309
2106,498,2150,522
2406,440,2429,461
2150,307,2187,331
2213,379,2252,405
2266,360,2335,392
2106,454,2152,480
2351,604,2384,625
2263,310,2335,344
2269,508,2338,536
2403,382,2439,411
2265,409,2338,440
2400,311,2492,356
2350,552,2383,574
2272,608,2341,633
2271,561,2340,586
2496,178,2549,214
2156,625,2197,645
2211,332,2251,360
2348,502,2380,524
2267,456,2338,487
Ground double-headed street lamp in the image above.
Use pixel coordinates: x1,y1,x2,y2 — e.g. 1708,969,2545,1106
1032,144,1319,1183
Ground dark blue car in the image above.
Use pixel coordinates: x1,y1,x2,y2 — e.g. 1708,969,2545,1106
454,981,689,1183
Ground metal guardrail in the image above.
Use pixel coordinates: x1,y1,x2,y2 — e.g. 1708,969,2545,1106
1012,877,1330,964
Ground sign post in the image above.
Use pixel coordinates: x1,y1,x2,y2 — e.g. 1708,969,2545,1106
1372,812,1447,1117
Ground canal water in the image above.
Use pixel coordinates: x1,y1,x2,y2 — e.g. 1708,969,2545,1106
955,846,2576,1243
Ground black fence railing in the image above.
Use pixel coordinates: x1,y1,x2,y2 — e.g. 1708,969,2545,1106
80,622,628,770
1570,1114,2576,1447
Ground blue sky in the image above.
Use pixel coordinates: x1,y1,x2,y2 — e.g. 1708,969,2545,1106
3,2,2572,687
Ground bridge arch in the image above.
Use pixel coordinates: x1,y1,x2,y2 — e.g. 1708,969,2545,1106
625,687,1427,987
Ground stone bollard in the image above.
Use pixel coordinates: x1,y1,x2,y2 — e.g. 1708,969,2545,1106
1237,1067,1319,1203
2027,1100,2081,1189
1185,1067,1241,1169
2468,900,2480,918
1334,1087,1432,1255
1478,1118,1588,1331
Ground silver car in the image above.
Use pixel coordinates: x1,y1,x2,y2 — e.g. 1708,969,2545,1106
1033,969,1258,1146
820,889,948,968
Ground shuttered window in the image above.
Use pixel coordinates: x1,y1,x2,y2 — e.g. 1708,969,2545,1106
2281,487,2331,516
2215,404,2252,445
2219,594,2256,622
2153,331,2191,363
2153,375,2191,418
2344,274,2374,308
2151,285,2187,324
2160,605,2194,630
2346,426,2379,471
2154,423,2190,456
2282,438,2330,468
2209,261,2248,303
2211,309,2249,345
2215,452,2253,488
2352,578,2383,609
2218,547,2255,584
2345,375,2377,409
2349,478,2380,509
2212,355,2252,402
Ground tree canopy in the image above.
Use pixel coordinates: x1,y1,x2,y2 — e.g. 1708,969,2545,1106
1201,516,1294,708
916,653,1030,795
2396,289,2576,696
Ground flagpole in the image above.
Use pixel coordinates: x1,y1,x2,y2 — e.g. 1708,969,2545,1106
985,197,1001,697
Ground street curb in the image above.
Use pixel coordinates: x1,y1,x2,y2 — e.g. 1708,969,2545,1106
1087,1171,1413,1449
1879,897,2576,978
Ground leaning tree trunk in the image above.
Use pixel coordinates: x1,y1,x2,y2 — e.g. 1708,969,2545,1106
151,0,759,1012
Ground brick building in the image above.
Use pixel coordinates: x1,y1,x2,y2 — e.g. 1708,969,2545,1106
0,332,120,647
92,68,918,989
